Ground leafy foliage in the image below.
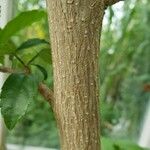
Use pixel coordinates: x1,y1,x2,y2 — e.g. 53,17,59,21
38,48,52,64
0,73,38,130
31,64,48,80
0,40,16,57
0,10,47,64
0,9,50,131
0,10,46,43
16,38,49,51
102,137,148,150
100,0,150,140
0,7,50,132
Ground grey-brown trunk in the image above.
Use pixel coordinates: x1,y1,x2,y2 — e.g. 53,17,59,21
46,0,104,149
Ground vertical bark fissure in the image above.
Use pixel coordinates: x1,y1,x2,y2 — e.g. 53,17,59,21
46,0,104,149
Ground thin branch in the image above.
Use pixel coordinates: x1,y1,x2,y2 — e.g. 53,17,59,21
103,121,113,130
38,82,54,105
0,66,54,105
0,66,18,74
144,84,150,92
0,66,29,74
104,0,124,7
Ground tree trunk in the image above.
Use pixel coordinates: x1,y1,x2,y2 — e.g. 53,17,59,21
0,119,6,150
46,0,119,149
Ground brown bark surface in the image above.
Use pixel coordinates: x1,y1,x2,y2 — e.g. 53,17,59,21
0,118,6,150
46,0,104,150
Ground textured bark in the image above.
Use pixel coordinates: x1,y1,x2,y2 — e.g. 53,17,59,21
0,119,6,150
46,0,104,150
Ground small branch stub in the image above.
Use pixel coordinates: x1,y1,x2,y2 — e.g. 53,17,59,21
0,66,30,74
0,67,16,73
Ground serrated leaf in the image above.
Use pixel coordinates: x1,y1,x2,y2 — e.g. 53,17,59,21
0,10,46,43
0,73,38,130
32,64,48,80
17,38,49,51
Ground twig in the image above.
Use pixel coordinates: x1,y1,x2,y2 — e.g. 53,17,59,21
0,66,54,104
0,66,29,74
38,82,54,105
0,66,19,74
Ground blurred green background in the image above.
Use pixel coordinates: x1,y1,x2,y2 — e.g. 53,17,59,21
2,0,150,149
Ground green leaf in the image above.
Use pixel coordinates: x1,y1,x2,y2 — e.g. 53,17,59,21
114,140,145,150
101,137,146,150
0,40,16,56
0,40,16,64
32,64,48,80
0,56,4,64
0,10,46,43
39,48,52,64
0,73,38,130
0,99,1,108
17,38,49,51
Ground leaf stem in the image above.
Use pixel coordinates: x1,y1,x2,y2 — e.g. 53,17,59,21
14,54,26,67
27,51,41,65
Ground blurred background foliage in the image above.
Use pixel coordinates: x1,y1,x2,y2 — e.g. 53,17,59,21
3,0,150,149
